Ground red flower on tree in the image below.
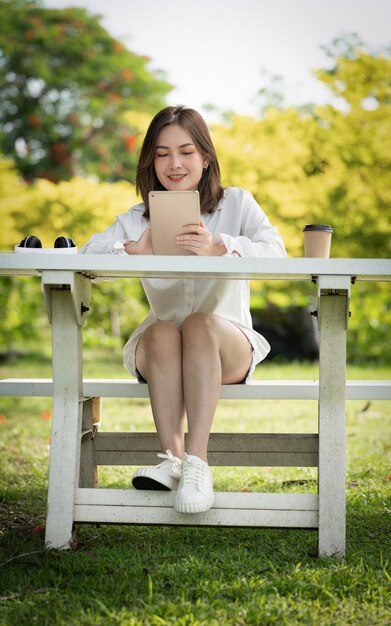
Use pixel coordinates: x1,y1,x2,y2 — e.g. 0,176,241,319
123,134,137,151
27,114,41,127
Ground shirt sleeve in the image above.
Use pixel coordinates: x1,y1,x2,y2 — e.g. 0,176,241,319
80,208,145,255
219,190,287,258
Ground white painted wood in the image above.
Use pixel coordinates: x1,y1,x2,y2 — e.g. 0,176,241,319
318,293,347,558
1,378,390,400
74,489,318,528
74,505,318,528
44,287,84,550
0,379,54,396
42,270,91,325
75,488,318,510
1,254,391,281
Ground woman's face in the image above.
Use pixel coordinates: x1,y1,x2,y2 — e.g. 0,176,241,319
154,124,209,191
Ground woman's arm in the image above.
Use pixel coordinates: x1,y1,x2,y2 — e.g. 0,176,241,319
80,219,128,254
80,209,151,255
176,190,286,258
219,190,287,258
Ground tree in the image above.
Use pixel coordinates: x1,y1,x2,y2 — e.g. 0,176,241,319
214,40,391,257
314,42,391,259
0,0,171,182
211,39,391,361
0,158,149,355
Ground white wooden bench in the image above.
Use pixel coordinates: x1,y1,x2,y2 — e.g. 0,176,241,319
1,377,389,531
1,255,390,556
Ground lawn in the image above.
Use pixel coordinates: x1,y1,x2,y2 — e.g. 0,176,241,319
0,352,390,625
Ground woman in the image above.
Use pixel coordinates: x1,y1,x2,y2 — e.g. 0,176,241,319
81,105,286,514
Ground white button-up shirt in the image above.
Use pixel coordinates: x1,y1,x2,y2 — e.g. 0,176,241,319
81,187,287,377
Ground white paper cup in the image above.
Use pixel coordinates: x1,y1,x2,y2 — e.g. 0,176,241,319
303,224,333,258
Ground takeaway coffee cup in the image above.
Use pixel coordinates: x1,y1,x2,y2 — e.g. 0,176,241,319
303,224,333,258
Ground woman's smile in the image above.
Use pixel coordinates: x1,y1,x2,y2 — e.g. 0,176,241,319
168,173,187,182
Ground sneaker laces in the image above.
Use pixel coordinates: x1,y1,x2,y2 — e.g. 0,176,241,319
157,449,182,471
181,459,206,487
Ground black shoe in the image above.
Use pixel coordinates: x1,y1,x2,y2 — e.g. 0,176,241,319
18,235,42,248
54,236,76,248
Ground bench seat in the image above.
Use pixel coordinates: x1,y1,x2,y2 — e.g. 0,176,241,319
1,378,390,400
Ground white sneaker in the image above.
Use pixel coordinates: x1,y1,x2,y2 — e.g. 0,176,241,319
132,450,182,491
174,454,214,513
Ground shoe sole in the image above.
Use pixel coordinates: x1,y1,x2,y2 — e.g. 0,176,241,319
132,476,172,491
174,496,214,514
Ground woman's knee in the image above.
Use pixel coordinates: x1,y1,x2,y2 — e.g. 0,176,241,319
142,321,182,356
182,313,218,348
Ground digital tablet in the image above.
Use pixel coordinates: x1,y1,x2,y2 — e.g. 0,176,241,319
149,190,201,255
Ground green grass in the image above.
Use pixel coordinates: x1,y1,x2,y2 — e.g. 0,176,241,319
0,353,390,625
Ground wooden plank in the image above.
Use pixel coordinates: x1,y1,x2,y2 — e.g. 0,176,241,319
74,506,318,528
93,432,318,452
93,432,319,467
79,398,99,488
318,292,347,558
1,378,390,400
74,489,318,528
95,450,318,467
75,489,318,510
222,380,320,399
0,378,54,397
44,287,83,550
1,253,391,281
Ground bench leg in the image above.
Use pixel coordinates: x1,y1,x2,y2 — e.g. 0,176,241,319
80,397,100,488
318,293,347,557
45,287,83,549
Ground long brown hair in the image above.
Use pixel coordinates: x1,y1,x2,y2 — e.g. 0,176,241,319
136,105,224,218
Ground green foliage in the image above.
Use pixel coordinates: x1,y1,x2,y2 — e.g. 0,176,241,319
0,0,171,182
84,279,148,349
0,275,48,352
210,43,391,361
213,50,391,261
0,158,148,352
0,158,139,249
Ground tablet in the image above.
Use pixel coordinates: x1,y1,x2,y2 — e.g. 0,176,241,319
149,190,201,255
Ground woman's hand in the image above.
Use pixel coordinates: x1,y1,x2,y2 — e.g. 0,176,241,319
176,221,227,256
124,226,153,255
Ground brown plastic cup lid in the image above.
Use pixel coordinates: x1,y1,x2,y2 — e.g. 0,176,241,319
303,224,333,233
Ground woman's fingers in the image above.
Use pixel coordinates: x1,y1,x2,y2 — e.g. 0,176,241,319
176,223,213,255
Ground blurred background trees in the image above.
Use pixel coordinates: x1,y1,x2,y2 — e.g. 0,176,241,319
0,0,170,183
0,1,390,363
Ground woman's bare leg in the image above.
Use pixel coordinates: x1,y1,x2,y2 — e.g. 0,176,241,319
136,321,185,458
181,312,252,461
